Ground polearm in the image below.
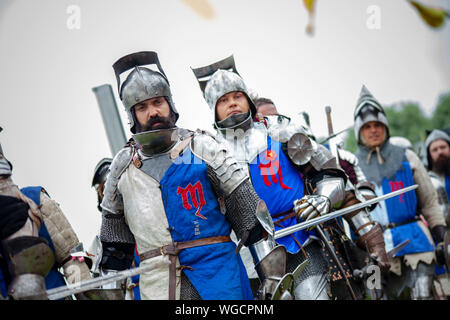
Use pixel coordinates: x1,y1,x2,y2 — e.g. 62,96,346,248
305,107,358,298
324,106,339,167
275,184,418,240
324,105,353,238
47,260,169,300
92,84,127,157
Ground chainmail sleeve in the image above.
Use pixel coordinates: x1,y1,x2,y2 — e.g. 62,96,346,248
99,146,136,245
100,210,135,244
207,166,264,246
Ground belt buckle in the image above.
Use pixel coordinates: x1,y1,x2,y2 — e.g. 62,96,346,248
161,243,178,256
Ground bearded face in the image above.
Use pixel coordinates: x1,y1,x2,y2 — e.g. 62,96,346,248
429,139,450,175
132,97,177,133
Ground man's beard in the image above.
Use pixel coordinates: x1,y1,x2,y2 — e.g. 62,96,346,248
136,114,176,133
432,155,450,175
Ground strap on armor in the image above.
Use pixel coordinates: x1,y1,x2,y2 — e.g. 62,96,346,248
138,235,232,300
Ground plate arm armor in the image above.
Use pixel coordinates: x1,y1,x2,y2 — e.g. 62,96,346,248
192,131,295,299
289,141,348,221
191,130,265,248
340,174,390,273
98,147,136,293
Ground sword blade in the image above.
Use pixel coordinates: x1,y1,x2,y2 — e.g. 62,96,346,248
47,260,169,300
274,184,418,240
387,239,411,259
318,126,352,145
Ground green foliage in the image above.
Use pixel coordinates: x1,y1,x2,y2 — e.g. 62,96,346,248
384,102,432,144
431,92,450,130
343,130,357,153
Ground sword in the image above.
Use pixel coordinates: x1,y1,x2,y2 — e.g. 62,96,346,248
274,184,418,240
354,239,411,280
47,260,169,300
387,239,410,259
352,238,412,300
318,126,352,145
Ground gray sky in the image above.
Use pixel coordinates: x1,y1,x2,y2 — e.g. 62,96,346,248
1,0,449,248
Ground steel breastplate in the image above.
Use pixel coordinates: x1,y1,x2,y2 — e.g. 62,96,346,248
217,121,268,164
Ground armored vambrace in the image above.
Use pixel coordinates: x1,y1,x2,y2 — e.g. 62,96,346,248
342,191,390,274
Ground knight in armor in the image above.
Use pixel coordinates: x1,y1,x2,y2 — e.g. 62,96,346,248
191,55,388,300
353,85,448,300
89,157,141,300
425,129,450,226
424,129,450,298
0,127,91,299
98,51,274,300
252,96,391,300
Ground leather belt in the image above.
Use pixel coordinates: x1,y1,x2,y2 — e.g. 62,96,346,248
272,207,297,225
138,235,231,300
382,217,420,231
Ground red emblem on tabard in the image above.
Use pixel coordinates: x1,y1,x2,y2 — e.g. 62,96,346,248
177,181,207,220
258,150,291,190
389,181,405,203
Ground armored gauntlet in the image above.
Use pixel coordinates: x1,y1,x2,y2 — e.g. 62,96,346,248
342,191,390,274
294,176,345,221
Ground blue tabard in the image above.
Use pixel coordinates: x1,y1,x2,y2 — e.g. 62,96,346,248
376,161,434,256
248,136,316,254
0,270,5,298
131,246,141,300
445,174,450,200
160,148,253,300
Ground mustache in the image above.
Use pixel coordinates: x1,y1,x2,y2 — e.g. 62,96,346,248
141,115,174,131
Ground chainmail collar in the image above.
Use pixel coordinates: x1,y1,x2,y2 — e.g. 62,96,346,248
355,140,405,185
